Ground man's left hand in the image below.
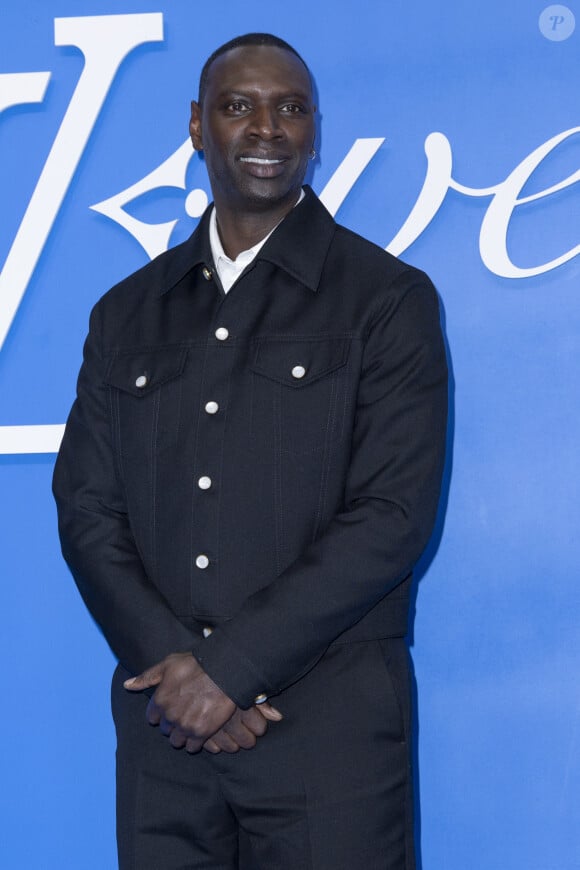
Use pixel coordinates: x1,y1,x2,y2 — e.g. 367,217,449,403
124,652,236,753
200,701,283,754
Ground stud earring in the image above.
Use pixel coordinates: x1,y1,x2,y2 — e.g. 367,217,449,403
309,148,316,160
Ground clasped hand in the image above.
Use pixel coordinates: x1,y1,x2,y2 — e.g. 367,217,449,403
124,652,282,754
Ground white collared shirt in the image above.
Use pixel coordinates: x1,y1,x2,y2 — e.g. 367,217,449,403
209,189,305,293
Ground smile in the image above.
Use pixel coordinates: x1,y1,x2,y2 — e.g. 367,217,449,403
239,157,285,165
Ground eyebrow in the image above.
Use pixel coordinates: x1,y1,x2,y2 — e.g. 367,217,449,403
213,87,312,102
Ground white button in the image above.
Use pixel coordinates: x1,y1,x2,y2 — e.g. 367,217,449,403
198,476,212,490
202,626,214,638
205,401,219,415
195,554,209,569
291,365,306,379
254,693,268,705
202,266,213,281
135,375,148,388
215,327,229,341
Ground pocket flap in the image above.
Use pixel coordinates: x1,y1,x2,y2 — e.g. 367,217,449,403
105,347,187,396
251,337,348,388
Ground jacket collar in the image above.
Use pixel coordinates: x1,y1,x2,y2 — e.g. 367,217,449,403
158,185,336,296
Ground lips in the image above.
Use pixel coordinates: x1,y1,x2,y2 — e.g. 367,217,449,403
240,156,284,165
237,153,290,179
239,154,287,164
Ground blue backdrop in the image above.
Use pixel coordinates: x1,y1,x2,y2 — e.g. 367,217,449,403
1,2,579,867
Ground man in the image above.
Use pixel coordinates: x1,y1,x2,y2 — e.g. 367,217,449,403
53,32,447,870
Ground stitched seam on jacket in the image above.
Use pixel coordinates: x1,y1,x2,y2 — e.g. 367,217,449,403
149,388,160,580
311,371,337,543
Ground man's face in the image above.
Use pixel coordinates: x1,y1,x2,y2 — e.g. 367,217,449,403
190,45,316,212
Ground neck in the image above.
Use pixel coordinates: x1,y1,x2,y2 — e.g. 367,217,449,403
212,190,302,259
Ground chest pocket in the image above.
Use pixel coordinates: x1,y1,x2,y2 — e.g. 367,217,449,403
249,337,350,457
105,347,188,457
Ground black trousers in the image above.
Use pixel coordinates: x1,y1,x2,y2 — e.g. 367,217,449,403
112,638,415,870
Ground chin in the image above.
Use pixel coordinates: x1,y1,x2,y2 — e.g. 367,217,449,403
239,179,302,209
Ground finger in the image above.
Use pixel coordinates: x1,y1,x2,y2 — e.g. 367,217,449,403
223,720,258,750
209,730,241,753
240,707,268,737
159,716,174,738
169,728,187,749
202,738,222,754
257,702,283,722
124,665,163,691
145,697,163,726
185,736,203,754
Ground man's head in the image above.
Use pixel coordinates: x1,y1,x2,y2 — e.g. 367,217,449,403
197,33,311,107
190,34,316,215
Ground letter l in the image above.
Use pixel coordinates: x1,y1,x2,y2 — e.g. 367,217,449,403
0,13,164,351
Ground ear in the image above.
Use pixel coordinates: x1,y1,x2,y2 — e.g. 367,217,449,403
189,100,203,151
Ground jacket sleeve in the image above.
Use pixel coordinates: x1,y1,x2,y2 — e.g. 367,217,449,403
194,273,449,707
52,302,198,674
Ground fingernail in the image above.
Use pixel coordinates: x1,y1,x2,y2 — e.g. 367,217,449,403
123,677,136,687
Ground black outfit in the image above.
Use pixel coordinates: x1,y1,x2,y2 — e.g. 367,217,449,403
53,187,448,869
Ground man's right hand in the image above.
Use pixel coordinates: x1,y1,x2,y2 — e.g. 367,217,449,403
198,702,283,754
125,652,282,754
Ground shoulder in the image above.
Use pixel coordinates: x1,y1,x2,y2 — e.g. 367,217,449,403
332,222,425,282
99,238,194,310
85,227,207,349
94,204,211,317
323,220,438,317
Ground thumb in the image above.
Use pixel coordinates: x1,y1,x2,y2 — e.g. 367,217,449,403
124,664,164,691
257,701,283,722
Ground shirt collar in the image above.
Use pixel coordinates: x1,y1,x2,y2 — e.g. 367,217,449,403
157,185,336,296
209,207,265,271
209,188,305,271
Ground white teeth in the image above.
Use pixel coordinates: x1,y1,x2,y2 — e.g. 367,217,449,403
240,157,283,165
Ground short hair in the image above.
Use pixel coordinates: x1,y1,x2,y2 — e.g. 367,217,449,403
197,33,311,105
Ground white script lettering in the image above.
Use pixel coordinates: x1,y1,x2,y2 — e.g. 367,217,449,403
0,13,164,352
0,13,578,454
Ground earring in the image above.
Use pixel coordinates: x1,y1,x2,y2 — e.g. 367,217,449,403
309,148,316,160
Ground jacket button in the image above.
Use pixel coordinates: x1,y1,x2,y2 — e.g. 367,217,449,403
135,374,148,388
195,554,209,569
198,476,212,490
215,327,229,341
254,693,268,705
202,266,213,280
205,401,219,415
291,365,306,379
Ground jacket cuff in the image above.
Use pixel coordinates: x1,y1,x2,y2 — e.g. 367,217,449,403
192,628,269,709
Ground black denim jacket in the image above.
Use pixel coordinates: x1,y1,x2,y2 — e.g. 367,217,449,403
53,187,448,708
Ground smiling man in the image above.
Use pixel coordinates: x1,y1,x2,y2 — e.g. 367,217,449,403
190,38,315,251
54,33,448,870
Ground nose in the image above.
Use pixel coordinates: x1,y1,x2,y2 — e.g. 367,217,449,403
248,104,282,140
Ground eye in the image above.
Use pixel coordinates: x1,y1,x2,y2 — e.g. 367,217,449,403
280,103,306,114
225,100,250,113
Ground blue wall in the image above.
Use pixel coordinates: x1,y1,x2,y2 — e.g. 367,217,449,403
1,2,579,866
